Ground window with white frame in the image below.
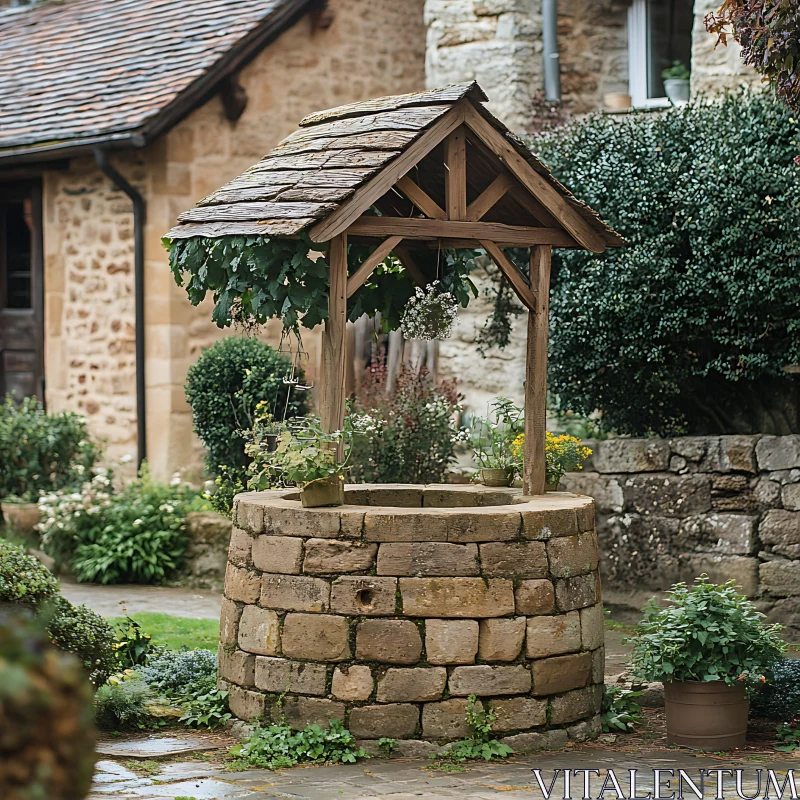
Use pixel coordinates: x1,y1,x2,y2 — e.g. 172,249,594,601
628,0,694,107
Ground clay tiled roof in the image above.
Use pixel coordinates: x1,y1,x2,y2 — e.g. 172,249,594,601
0,0,310,160
165,82,624,249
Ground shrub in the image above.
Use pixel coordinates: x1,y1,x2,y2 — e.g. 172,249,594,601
750,658,800,720
0,538,59,604
138,648,217,696
529,92,800,436
180,686,231,730
185,337,310,509
45,596,116,687
348,362,465,484
94,674,152,730
629,576,786,686
112,616,156,669
0,395,98,502
40,464,197,585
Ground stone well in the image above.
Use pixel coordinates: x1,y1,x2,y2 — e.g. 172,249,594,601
221,485,604,754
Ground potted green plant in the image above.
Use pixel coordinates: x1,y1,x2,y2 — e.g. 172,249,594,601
662,61,690,104
472,398,524,486
629,576,786,750
509,431,591,490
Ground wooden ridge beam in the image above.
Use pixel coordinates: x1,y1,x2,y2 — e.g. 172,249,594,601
346,215,576,247
479,240,536,311
466,172,514,221
346,235,403,298
395,175,446,219
462,103,606,253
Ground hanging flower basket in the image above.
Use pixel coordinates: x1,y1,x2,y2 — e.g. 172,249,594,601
400,281,458,341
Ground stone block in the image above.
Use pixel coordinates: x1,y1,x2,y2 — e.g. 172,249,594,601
448,664,531,696
422,698,473,739
782,483,800,511
225,563,261,604
567,715,603,743
531,652,592,695
479,541,548,578
277,697,346,731
580,604,605,651
376,667,447,702
561,474,622,516
680,514,757,555
680,554,759,597
254,657,327,696
622,474,712,517
281,613,351,661
478,617,526,661
349,704,419,739
252,535,303,574
220,597,241,646
425,619,479,664
329,576,397,616
591,647,605,684
670,436,721,471
346,485,423,507
521,508,578,540
760,510,800,550
500,729,568,753
331,665,374,701
356,619,422,664
525,612,581,658
229,527,253,568
514,580,555,615
555,574,598,611
594,439,670,473
238,606,281,656
399,577,515,617
302,538,378,574
228,685,265,721
444,509,521,542
392,740,443,758
550,685,603,724
760,560,800,597
364,509,448,542
756,435,800,471
267,505,342,538
340,509,367,539
546,533,598,578
377,542,479,576
219,649,255,686
576,500,597,533
488,697,547,732
236,499,265,534
261,574,330,612
720,436,758,473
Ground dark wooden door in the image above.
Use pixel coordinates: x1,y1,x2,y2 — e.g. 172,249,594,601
0,181,44,402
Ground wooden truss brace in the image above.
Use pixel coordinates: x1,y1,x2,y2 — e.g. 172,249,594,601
479,240,536,311
395,175,446,220
346,235,403,298
466,172,514,221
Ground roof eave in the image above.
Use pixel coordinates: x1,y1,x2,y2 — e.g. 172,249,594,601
0,132,136,166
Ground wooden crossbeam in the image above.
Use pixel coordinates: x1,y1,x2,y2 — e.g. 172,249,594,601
466,173,514,221
346,235,403,298
394,246,427,288
346,216,576,247
310,104,467,242
444,127,467,220
462,103,606,253
395,175,446,220
479,240,536,311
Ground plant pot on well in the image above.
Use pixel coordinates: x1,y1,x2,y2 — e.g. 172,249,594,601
1,501,41,536
300,473,345,508
664,78,689,104
664,680,749,750
480,468,511,487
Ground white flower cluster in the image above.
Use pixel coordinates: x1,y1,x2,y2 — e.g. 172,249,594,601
400,281,458,341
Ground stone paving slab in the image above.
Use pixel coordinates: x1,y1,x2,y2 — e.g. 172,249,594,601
96,735,223,758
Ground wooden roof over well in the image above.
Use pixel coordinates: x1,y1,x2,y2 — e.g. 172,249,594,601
165,82,623,252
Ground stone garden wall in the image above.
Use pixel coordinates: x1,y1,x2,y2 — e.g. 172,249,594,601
561,435,800,634
220,486,604,753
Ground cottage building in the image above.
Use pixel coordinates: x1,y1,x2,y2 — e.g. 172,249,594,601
0,0,753,477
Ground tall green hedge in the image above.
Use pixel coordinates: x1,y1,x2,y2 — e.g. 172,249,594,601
532,91,800,436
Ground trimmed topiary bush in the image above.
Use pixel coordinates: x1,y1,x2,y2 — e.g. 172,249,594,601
529,91,800,436
0,538,59,605
185,337,310,511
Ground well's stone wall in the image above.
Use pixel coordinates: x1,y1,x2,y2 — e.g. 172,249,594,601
561,435,800,635
222,486,604,752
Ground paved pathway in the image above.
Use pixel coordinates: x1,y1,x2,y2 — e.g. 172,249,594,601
89,746,799,799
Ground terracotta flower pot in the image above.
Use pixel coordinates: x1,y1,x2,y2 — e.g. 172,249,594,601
480,468,511,487
664,680,749,750
545,482,560,492
300,473,345,508
1,501,41,536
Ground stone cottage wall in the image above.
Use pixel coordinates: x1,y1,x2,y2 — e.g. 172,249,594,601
561,435,800,635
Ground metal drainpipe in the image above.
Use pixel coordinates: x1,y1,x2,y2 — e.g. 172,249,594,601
94,148,147,467
542,0,561,102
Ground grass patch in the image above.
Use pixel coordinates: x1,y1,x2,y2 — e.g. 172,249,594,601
604,618,636,634
106,613,219,651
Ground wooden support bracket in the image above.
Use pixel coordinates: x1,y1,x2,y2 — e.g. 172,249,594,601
394,246,427,288
395,175,446,220
466,172,514,221
479,240,536,311
346,235,403,298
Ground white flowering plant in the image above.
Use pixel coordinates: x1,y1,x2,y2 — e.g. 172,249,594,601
471,397,525,473
39,462,206,585
400,281,458,341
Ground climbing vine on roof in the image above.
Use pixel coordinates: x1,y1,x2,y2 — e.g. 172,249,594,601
164,235,478,333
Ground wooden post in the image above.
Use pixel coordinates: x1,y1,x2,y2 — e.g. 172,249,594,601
523,245,552,496
321,233,348,446
444,128,467,221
